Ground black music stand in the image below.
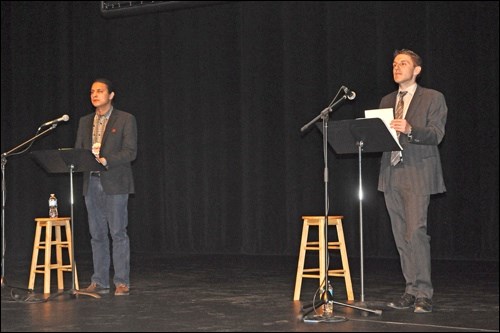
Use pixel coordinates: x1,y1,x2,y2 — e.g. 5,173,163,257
31,148,106,299
321,117,400,313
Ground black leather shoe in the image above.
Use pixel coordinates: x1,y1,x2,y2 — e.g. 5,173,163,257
387,293,416,309
414,297,432,313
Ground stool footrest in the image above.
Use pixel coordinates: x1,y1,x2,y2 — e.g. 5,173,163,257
37,242,70,246
34,264,73,271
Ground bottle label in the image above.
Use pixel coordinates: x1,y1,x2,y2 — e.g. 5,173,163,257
49,195,58,217
49,207,58,218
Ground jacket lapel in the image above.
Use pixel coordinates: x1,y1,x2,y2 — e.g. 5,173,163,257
405,85,422,120
101,112,117,145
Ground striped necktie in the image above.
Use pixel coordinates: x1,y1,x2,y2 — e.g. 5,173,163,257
390,91,408,166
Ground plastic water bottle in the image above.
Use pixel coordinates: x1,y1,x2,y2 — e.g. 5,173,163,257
324,281,334,315
48,194,58,218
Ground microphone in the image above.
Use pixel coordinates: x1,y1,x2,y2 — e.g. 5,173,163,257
342,86,356,100
40,114,70,127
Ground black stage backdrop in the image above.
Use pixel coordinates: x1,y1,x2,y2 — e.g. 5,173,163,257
1,2,498,265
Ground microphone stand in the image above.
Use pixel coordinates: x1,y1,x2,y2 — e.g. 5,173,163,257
301,91,381,322
1,125,59,289
301,93,349,323
301,96,347,133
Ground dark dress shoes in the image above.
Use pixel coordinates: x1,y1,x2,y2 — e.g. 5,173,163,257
387,293,416,309
414,297,433,313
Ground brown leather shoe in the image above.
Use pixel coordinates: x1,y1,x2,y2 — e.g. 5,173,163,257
81,282,110,294
115,284,129,296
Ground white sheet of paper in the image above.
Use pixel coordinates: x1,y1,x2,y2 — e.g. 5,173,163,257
364,108,403,150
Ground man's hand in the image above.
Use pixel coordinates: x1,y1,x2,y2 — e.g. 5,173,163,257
92,142,101,158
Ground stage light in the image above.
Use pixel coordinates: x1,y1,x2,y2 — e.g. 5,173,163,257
100,1,228,18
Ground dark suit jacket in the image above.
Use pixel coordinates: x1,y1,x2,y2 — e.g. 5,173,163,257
378,85,447,195
75,109,137,196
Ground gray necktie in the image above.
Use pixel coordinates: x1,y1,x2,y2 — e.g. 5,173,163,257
390,91,408,166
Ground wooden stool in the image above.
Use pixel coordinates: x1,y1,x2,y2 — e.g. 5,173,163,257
293,215,354,301
28,217,79,294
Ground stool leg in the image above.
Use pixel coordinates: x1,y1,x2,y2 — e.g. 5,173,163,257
55,225,64,291
73,265,79,290
64,220,79,290
28,223,42,291
336,220,354,301
43,221,53,295
293,221,310,301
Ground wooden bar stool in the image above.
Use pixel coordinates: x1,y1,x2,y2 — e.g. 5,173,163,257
293,215,354,301
28,217,79,294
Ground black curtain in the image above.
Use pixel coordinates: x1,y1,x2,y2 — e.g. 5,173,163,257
1,1,498,264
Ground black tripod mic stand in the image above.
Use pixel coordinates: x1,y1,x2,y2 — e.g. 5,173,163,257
300,91,350,323
1,125,60,289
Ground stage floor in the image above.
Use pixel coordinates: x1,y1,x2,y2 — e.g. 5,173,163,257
1,254,498,332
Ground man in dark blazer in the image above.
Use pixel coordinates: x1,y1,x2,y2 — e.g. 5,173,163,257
75,78,137,296
378,49,447,313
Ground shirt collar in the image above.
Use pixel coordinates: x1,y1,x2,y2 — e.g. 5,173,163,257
96,106,113,119
399,83,417,97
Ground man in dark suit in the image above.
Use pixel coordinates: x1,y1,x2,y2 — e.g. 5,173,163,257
75,78,137,296
378,49,447,313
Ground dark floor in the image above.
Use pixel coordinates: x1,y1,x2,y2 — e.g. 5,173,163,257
1,254,498,332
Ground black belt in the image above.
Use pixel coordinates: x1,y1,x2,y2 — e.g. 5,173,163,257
90,172,100,177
